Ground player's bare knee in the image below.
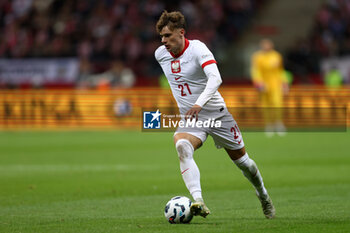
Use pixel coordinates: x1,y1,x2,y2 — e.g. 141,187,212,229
175,139,194,161
225,147,246,161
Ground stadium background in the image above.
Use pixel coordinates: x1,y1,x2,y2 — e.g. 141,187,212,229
0,0,349,130
1,0,349,233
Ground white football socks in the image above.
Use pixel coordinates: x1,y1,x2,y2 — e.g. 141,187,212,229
233,153,268,197
175,139,202,201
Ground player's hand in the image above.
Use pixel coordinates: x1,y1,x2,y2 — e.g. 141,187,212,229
185,105,202,121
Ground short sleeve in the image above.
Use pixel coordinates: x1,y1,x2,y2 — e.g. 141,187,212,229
154,47,161,62
154,46,166,63
194,41,217,69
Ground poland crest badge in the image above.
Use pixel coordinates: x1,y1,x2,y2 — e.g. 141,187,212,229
171,60,181,73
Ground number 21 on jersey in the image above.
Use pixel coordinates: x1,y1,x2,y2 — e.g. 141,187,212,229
178,83,192,96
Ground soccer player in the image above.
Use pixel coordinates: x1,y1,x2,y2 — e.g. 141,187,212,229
251,39,289,136
155,11,275,219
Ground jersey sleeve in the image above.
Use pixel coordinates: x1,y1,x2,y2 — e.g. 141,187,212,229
154,47,161,62
194,63,222,107
192,41,222,107
154,46,166,63
194,41,217,69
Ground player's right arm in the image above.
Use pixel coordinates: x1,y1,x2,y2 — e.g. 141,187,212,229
154,45,166,63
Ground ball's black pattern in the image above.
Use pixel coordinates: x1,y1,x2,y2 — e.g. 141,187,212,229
164,203,170,214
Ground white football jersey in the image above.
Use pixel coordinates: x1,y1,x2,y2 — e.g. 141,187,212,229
155,39,227,118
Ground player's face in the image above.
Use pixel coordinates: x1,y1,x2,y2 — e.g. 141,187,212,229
160,26,185,55
260,39,274,52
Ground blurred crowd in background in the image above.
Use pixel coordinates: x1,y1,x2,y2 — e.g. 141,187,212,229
0,0,349,88
0,0,264,88
286,0,350,80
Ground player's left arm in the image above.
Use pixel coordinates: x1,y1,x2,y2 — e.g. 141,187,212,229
185,41,222,120
185,63,222,120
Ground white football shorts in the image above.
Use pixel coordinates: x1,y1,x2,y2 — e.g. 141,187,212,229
174,110,244,150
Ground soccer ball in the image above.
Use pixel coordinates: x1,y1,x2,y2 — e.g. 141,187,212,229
164,196,193,224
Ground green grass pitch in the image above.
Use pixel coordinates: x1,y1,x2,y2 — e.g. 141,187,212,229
0,130,349,233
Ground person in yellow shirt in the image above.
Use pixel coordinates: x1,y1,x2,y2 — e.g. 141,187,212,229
251,39,289,136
